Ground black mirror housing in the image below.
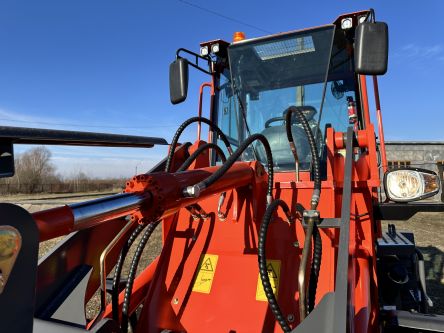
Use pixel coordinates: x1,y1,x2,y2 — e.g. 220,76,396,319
354,21,388,75
169,58,189,105
0,141,14,178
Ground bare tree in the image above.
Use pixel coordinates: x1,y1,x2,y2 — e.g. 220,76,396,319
15,146,55,193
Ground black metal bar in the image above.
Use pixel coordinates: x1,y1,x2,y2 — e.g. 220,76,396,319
374,202,444,220
176,47,210,62
176,48,212,75
302,218,341,228
0,126,167,148
332,126,354,333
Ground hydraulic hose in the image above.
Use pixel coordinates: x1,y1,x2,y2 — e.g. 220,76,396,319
308,224,322,313
258,199,292,333
183,133,274,204
121,220,160,333
111,223,146,323
285,106,321,209
177,142,227,172
165,117,233,173
285,106,322,319
178,143,228,219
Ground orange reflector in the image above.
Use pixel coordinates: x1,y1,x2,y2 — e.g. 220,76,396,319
233,31,246,42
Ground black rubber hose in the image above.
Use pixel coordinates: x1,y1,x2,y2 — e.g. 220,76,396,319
177,143,227,172
285,106,321,209
111,223,146,322
165,117,232,173
308,224,322,313
184,133,274,202
286,106,322,315
121,220,160,333
258,199,292,333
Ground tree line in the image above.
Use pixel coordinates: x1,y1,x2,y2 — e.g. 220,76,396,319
0,146,126,194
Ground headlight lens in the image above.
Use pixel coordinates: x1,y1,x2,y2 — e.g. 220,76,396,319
384,168,440,202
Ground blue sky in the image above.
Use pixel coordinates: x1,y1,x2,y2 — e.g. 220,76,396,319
0,1,443,178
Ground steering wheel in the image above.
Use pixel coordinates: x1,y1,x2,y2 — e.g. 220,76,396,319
265,106,317,128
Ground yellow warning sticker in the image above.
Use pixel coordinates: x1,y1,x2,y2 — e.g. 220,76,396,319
256,259,281,301
192,254,219,294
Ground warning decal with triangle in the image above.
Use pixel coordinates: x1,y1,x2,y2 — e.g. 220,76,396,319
192,254,219,294
201,257,214,272
256,259,281,301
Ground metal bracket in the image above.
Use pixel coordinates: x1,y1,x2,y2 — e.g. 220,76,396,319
302,218,340,228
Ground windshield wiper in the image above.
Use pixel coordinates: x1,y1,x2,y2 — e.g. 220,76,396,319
232,81,260,161
314,25,337,151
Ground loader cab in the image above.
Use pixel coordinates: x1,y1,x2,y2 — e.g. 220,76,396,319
215,24,361,172
210,11,387,173
169,10,388,174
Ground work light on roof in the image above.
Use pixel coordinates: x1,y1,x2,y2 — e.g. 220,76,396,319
200,46,209,57
358,15,367,24
211,43,220,54
341,17,353,29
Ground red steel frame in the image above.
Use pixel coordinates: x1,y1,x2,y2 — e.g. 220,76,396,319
33,124,385,333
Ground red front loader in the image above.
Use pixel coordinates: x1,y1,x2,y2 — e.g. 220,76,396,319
0,9,443,333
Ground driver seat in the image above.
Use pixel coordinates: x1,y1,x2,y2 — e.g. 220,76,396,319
257,123,311,171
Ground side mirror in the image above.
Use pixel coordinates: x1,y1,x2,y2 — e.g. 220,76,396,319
354,21,388,75
0,142,14,178
169,58,189,105
384,168,441,202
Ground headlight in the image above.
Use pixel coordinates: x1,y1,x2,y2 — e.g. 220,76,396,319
384,168,441,202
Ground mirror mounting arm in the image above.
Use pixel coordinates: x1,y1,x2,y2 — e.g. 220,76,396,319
176,48,213,75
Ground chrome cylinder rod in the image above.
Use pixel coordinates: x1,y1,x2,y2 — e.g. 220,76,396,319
70,192,149,229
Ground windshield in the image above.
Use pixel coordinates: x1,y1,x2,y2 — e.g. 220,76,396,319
216,25,358,171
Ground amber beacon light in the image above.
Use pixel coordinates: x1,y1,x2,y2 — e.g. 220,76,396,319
233,31,246,42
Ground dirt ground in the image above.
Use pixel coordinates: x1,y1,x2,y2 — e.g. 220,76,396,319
6,192,444,316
